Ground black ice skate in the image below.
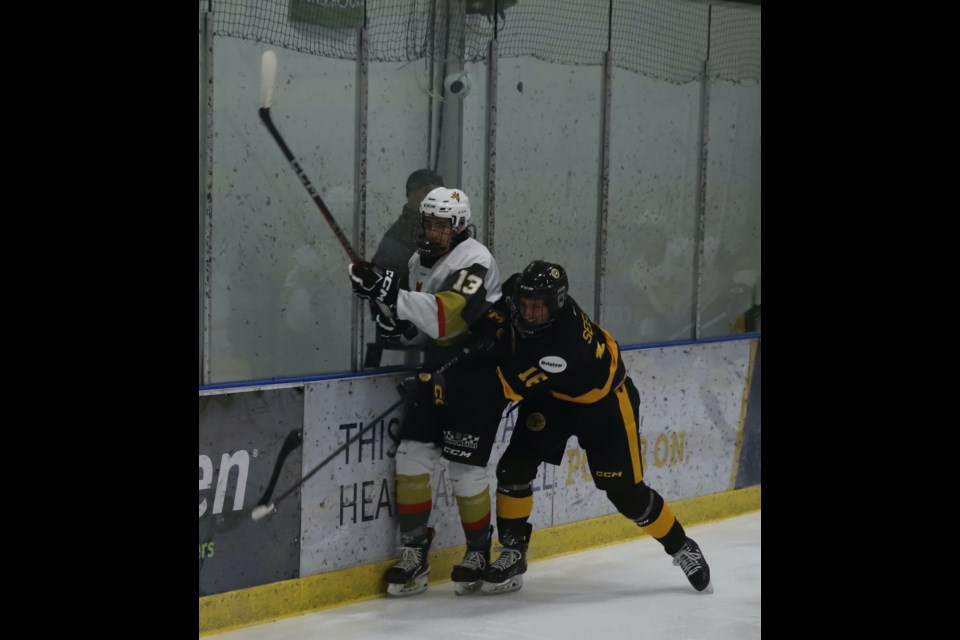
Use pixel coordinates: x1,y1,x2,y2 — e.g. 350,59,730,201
385,528,435,597
672,537,713,593
451,526,492,595
480,523,532,594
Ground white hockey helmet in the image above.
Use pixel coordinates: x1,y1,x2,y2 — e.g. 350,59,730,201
419,187,471,233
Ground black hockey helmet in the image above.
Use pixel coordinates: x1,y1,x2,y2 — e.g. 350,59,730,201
508,260,569,337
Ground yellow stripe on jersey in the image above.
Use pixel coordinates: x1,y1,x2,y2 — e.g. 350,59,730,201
433,290,468,338
496,367,524,402
550,327,621,404
615,383,644,483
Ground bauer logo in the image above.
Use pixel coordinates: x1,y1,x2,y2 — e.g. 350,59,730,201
539,356,567,373
199,450,255,518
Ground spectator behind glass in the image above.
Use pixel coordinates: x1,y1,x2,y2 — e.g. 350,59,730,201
372,169,445,289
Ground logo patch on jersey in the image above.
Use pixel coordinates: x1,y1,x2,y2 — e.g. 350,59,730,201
526,412,546,432
538,356,567,373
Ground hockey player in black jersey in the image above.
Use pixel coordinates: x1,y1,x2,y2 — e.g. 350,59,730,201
348,188,508,597
475,260,712,595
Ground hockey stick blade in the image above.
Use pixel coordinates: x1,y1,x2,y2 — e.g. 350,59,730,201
260,51,277,110
251,429,303,519
251,504,274,521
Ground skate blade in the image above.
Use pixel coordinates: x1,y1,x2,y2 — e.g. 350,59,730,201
698,581,714,594
480,574,523,594
453,580,483,596
386,573,429,597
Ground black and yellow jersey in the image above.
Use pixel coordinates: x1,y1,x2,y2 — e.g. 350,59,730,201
493,297,626,405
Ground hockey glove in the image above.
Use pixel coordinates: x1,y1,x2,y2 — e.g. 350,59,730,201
465,305,509,353
397,370,447,407
367,298,383,322
348,261,400,309
464,325,505,355
376,314,417,342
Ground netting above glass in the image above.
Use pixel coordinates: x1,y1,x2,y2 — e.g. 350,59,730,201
209,0,760,84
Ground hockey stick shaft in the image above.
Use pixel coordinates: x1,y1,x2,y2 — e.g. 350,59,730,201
251,348,471,520
261,394,407,513
259,108,399,325
258,107,361,264
258,51,409,334
255,428,304,509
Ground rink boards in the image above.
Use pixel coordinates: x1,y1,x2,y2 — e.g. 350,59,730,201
199,337,762,635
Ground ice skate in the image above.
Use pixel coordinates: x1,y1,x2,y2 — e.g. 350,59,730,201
672,537,713,593
451,527,492,595
452,547,490,595
385,528,434,597
481,523,532,594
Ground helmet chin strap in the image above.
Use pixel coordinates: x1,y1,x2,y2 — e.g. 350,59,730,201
416,226,470,265
416,239,443,267
505,295,554,338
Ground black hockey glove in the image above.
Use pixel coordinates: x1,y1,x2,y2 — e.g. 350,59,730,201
376,313,416,342
465,304,510,354
348,261,400,309
397,370,447,407
466,326,506,355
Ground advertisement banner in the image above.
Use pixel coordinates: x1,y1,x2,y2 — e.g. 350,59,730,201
199,389,304,596
625,341,751,503
300,376,417,576
736,341,761,488
299,376,555,577
298,339,752,577
536,339,753,526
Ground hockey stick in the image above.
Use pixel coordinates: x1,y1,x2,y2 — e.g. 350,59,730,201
250,394,407,521
259,50,360,264
258,51,413,337
250,346,472,521
253,428,304,514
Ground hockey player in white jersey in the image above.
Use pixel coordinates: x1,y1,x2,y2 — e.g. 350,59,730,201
349,187,507,596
